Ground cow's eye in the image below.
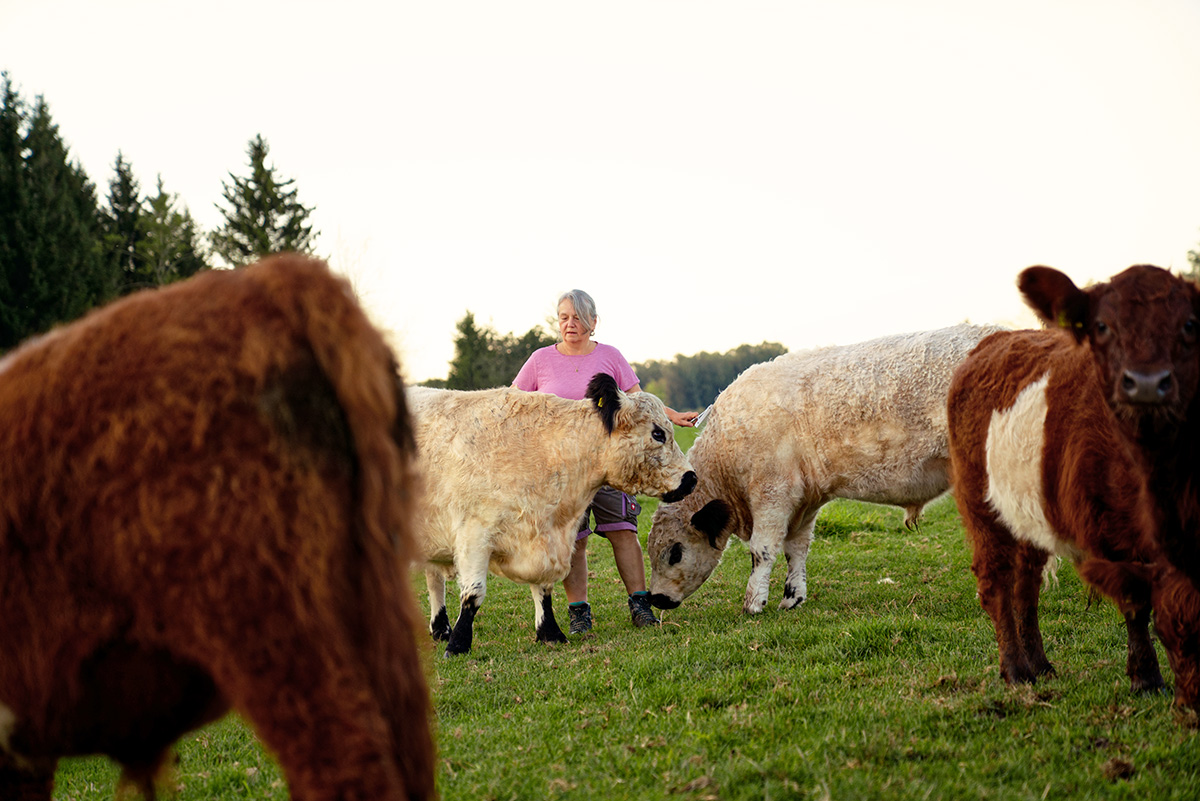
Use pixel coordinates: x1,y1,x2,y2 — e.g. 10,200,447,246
668,542,683,565
1185,318,1198,342
652,426,667,443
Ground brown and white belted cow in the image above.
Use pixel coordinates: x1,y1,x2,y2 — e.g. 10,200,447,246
949,264,1200,710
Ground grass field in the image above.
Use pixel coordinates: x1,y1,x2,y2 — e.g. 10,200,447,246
50,426,1200,800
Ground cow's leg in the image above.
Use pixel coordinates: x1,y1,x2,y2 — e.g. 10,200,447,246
532,585,568,644
779,509,818,610
1119,598,1165,694
425,569,452,641
0,752,55,801
1076,558,1167,694
968,523,1037,685
1012,542,1054,679
446,545,489,657
743,546,778,614
743,508,789,614
445,596,480,657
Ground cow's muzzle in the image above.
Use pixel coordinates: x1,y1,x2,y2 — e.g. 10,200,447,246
1120,368,1173,404
661,471,697,503
648,592,681,610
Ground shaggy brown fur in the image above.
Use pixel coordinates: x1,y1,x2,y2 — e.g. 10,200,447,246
0,255,435,799
948,264,1200,709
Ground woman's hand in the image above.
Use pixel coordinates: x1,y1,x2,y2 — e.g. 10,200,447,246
667,408,699,427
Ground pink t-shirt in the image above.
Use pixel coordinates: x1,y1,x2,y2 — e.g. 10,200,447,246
513,342,640,400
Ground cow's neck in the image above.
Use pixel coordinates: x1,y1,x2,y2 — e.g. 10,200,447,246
569,431,615,508
1136,414,1200,587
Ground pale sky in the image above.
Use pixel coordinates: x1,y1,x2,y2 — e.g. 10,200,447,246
4,0,1200,383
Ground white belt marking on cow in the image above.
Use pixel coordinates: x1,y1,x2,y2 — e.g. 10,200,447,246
985,374,1082,562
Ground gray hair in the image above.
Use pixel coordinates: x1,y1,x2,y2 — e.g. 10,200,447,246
557,289,597,337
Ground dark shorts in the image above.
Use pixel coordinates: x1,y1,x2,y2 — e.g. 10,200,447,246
577,485,641,541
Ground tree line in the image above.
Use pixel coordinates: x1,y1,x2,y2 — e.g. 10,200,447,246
426,311,787,410
0,74,317,351
634,341,788,409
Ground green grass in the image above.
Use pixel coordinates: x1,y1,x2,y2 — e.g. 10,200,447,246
674,422,702,454
50,430,1200,799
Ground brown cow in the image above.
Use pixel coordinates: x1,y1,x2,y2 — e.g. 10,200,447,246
0,255,435,799
948,264,1200,707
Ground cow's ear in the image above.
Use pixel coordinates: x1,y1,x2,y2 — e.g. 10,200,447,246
1078,558,1155,607
585,373,621,434
1018,266,1090,342
691,499,731,550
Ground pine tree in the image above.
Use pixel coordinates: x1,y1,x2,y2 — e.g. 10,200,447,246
100,151,147,293
0,75,117,350
446,312,491,390
211,134,317,267
0,77,25,345
139,176,210,284
445,312,556,389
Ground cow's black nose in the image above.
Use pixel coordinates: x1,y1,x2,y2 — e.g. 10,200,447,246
648,593,681,610
662,471,697,503
1121,369,1172,404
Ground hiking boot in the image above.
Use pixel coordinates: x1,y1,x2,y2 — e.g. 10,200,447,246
628,592,661,628
568,602,593,634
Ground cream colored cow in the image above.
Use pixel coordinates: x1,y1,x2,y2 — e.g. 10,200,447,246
408,374,696,656
647,323,1001,615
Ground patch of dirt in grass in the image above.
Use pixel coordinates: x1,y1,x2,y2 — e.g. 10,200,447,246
671,774,718,797
1101,758,1136,781
975,686,1060,718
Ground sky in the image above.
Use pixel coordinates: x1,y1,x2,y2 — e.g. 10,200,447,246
4,0,1200,384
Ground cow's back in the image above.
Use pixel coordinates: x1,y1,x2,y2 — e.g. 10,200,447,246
406,386,599,562
697,323,997,511
407,386,592,494
948,329,1066,490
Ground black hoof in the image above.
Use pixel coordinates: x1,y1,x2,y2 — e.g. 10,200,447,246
430,608,451,641
444,638,471,658
536,623,568,644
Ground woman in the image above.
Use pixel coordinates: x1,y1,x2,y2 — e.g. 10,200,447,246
513,289,698,633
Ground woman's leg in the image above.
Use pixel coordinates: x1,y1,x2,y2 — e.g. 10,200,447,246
563,536,589,604
606,528,647,594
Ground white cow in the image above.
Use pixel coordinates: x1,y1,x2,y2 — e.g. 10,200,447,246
646,323,1001,614
408,374,696,656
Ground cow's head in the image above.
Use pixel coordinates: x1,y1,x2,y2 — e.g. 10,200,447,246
586,373,696,502
1019,265,1200,430
646,495,733,609
1080,558,1200,713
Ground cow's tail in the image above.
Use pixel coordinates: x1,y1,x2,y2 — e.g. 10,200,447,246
257,254,436,800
